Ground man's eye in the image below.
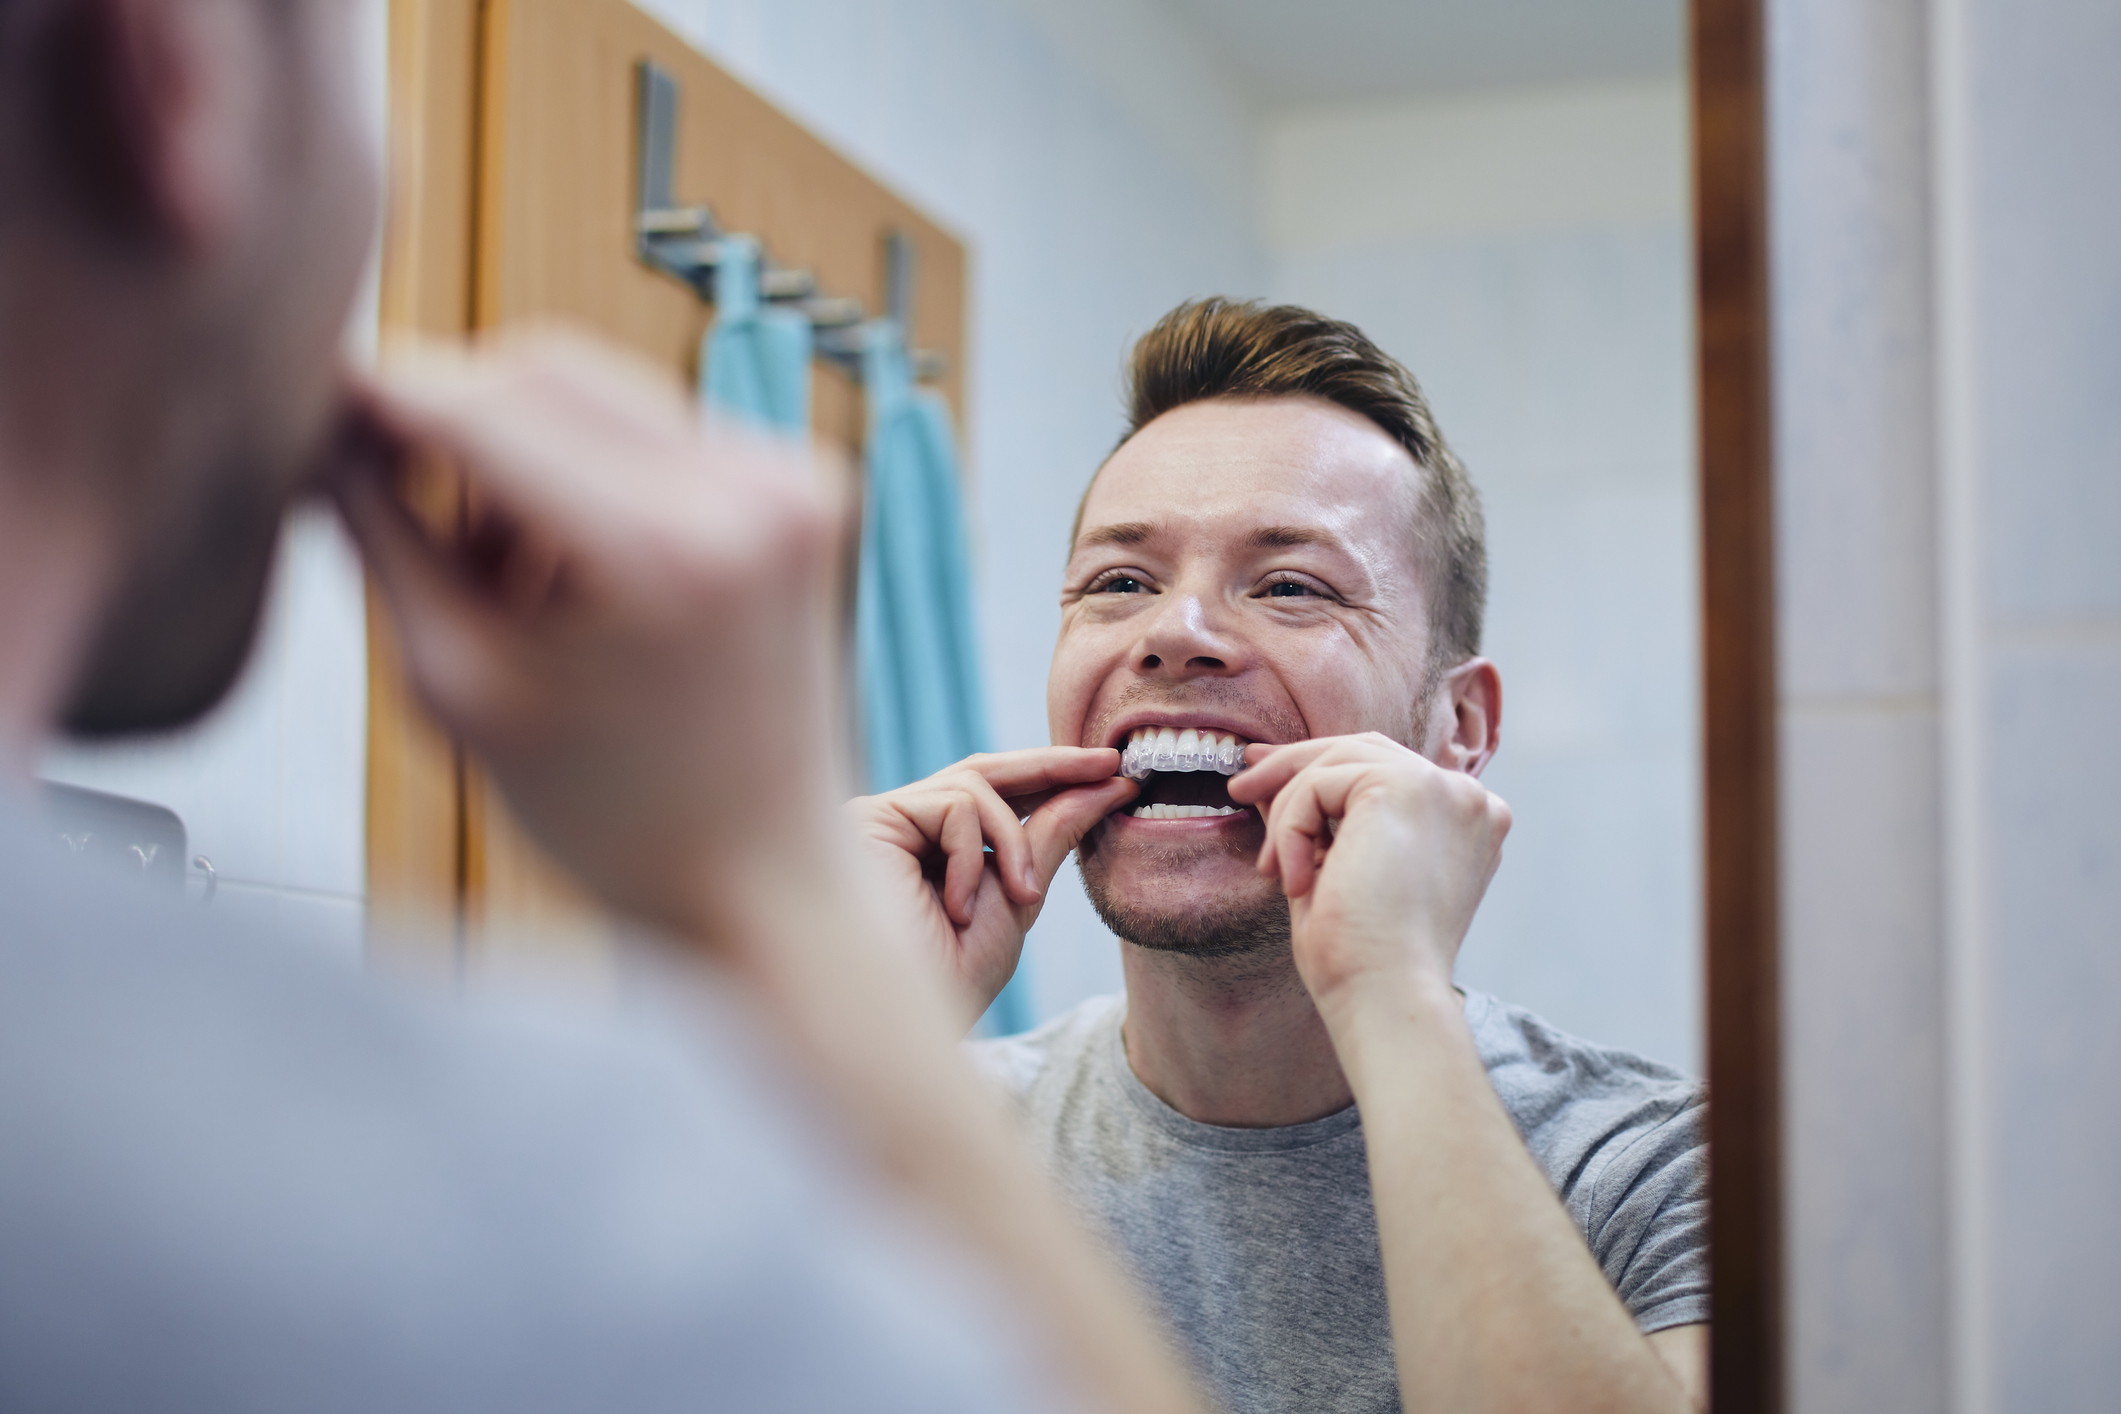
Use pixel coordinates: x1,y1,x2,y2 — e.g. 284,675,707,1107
1265,579,1320,598
1094,575,1147,594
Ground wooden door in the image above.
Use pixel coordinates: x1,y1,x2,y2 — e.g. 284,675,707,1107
369,0,968,979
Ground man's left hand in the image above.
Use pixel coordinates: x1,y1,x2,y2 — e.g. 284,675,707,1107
1227,733,1511,1011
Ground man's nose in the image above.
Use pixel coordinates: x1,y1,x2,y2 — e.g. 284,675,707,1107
1134,593,1244,678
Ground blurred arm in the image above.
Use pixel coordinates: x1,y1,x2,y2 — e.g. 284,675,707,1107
337,330,1205,1414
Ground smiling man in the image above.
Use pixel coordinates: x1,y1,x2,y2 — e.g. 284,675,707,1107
852,300,1710,1414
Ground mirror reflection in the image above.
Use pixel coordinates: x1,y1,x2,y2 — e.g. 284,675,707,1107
19,0,1705,1411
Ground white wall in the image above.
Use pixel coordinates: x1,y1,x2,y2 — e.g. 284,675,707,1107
1266,79,1702,1071
632,0,1268,1021
1770,0,1948,1406
1936,0,2121,1405
1771,0,2121,1407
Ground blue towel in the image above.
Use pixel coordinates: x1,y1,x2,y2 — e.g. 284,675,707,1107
699,236,811,433
855,322,1029,1035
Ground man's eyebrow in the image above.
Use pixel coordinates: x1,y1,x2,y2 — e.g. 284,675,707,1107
1250,525,1335,549
1075,521,1156,549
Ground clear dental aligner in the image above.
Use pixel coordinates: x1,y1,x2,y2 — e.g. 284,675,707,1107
1120,726,1248,782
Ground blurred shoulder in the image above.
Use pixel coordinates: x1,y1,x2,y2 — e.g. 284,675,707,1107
0,807,1067,1411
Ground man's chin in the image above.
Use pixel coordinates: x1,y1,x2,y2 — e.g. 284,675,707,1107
60,481,285,739
1078,827,1291,959
61,579,272,738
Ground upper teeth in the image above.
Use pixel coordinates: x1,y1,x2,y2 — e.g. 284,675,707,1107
1120,726,1248,781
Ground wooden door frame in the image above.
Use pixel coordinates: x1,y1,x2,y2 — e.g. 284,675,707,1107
1693,0,1781,1409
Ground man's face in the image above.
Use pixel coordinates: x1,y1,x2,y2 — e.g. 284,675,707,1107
62,0,379,735
1050,395,1435,955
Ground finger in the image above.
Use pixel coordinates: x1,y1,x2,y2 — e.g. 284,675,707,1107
1262,763,1371,899
368,335,820,568
1246,743,1377,874
936,796,989,927
1022,777,1140,888
363,367,670,551
1229,733,1412,806
460,487,570,616
1228,739,1337,806
883,781,1042,909
372,331,690,467
954,747,1124,803
332,462,510,726
1479,794,1515,888
965,780,1043,906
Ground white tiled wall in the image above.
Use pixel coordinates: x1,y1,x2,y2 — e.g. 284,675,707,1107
1772,0,2121,1405
1939,0,2121,1402
1267,79,1704,1072
1767,0,1951,1406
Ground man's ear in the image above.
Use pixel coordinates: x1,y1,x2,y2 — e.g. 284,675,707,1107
42,0,268,252
1429,657,1502,778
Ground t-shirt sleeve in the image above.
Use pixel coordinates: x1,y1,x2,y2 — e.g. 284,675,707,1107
1580,1094,1711,1333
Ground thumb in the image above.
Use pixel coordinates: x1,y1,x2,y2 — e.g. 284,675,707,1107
1022,778,1138,889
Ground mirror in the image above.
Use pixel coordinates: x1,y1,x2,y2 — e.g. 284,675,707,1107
36,0,1723,1408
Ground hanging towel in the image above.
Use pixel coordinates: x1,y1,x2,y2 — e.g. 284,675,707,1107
855,322,1029,1035
698,236,811,433
856,320,990,792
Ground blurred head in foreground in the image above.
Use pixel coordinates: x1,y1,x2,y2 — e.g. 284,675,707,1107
0,0,377,746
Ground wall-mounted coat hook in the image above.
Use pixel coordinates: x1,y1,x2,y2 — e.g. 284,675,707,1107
634,62,720,297
632,59,949,384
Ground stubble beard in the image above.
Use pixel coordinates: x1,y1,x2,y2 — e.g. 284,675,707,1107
1074,688,1440,964
1076,826,1293,962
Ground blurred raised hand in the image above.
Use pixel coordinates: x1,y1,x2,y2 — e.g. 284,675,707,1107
335,328,849,949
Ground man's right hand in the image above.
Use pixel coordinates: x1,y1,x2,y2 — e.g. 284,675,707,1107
333,328,849,950
847,750,1137,1023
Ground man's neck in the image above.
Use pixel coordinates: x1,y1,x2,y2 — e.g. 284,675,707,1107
1117,941,1355,1128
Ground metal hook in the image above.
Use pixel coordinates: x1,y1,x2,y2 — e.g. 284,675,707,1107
631,61,948,383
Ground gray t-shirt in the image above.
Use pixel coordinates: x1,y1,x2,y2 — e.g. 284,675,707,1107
0,799,1072,1414
970,991,1709,1414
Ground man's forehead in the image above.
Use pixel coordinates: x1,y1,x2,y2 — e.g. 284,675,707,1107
1075,397,1421,558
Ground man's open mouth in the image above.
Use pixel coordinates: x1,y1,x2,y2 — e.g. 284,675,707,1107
1119,726,1251,820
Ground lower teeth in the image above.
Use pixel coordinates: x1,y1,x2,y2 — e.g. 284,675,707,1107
1132,804,1243,820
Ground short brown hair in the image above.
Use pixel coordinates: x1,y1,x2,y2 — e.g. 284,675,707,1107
1084,299,1487,669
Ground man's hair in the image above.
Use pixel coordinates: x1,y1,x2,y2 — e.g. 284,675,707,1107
1093,298,1487,669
